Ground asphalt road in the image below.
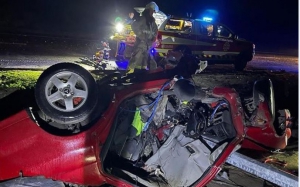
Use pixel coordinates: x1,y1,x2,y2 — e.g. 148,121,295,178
0,53,298,73
248,53,298,73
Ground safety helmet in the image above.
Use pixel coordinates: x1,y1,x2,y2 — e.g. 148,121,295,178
145,2,159,13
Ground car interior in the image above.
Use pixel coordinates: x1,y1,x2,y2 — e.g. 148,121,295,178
101,82,237,187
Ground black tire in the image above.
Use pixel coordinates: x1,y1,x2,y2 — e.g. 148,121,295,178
35,62,98,125
234,60,247,71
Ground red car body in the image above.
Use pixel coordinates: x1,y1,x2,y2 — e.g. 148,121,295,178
241,101,291,151
0,75,291,186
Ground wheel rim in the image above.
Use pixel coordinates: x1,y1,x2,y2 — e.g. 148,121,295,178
45,71,89,112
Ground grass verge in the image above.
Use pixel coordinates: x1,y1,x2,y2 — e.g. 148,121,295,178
0,70,42,89
271,150,298,171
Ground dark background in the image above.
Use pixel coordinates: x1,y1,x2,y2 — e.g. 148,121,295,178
0,0,298,51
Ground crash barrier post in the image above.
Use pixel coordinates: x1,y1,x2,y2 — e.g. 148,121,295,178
226,152,298,187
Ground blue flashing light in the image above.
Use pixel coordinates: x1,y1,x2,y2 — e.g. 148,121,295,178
118,42,126,55
116,61,128,70
203,17,213,22
150,48,156,55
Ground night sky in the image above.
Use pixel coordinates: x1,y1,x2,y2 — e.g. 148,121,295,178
0,0,298,50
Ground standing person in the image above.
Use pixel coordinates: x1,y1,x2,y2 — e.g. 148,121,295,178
124,12,135,25
123,12,136,59
127,2,159,74
206,24,214,36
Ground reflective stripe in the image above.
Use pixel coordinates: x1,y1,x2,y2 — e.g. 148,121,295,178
161,35,215,46
156,48,169,53
161,35,197,45
197,54,237,59
193,51,240,55
135,65,148,69
159,53,166,57
202,51,240,55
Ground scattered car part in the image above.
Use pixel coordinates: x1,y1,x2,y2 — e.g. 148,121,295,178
226,152,298,187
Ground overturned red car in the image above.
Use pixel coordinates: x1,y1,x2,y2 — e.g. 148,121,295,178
0,54,292,187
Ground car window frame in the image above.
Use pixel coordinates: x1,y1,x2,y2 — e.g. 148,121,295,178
215,23,234,39
160,18,195,34
194,20,215,37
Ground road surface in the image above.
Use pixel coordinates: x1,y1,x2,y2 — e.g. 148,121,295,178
0,53,298,74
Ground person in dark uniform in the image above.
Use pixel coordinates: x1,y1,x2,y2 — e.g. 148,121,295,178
127,2,159,73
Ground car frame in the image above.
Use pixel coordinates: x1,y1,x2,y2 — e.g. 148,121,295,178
0,54,291,187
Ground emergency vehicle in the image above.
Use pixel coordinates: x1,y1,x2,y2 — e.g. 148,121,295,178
155,16,255,70
111,8,254,71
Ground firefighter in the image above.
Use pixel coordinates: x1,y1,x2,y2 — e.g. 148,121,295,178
127,2,159,74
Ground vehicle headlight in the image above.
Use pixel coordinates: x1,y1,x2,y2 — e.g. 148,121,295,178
116,23,124,33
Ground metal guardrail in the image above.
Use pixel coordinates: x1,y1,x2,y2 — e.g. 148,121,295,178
226,152,298,187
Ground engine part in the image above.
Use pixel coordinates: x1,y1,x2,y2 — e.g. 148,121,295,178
203,109,237,143
173,79,196,102
119,137,144,161
185,110,207,138
135,92,169,127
